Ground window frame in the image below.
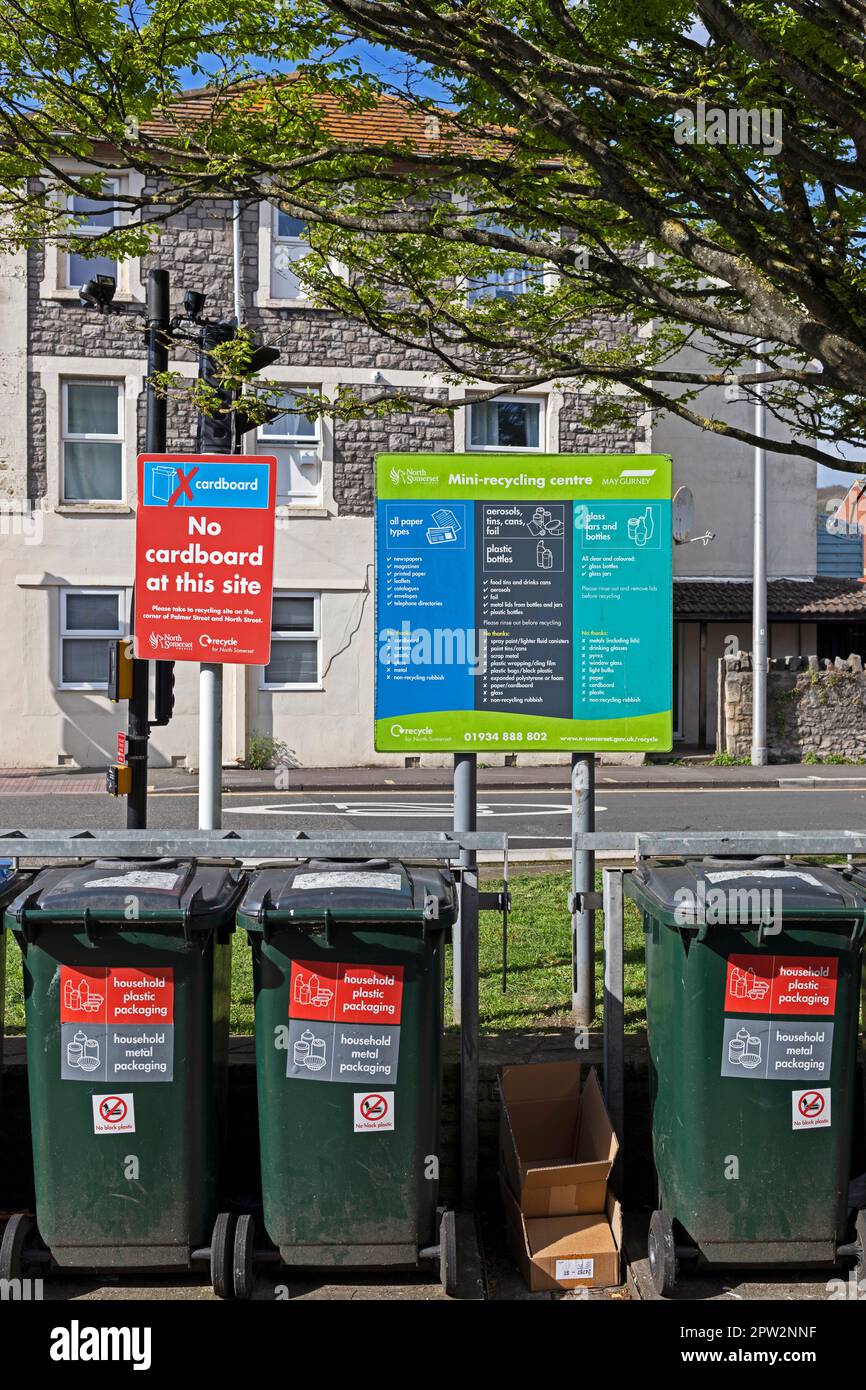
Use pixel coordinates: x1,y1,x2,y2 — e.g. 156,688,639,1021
270,204,312,304
259,590,322,691
466,395,546,453
60,377,125,504
257,388,323,506
62,176,121,291
58,586,125,691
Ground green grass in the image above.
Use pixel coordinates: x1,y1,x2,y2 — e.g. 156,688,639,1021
2,870,647,1036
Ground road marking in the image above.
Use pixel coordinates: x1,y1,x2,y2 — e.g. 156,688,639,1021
223,799,605,819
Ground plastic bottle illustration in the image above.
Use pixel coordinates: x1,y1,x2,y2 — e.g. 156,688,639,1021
537,541,553,570
627,506,655,548
293,969,334,1009
729,964,770,1001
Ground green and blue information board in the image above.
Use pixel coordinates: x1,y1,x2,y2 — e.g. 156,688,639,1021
375,454,672,752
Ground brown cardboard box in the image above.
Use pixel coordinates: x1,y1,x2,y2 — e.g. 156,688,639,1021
499,1062,618,1217
501,1178,623,1292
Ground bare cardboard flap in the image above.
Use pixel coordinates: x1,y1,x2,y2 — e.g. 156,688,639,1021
500,1178,623,1293
499,1062,618,1218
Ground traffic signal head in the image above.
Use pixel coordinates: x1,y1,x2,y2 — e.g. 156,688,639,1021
153,660,176,727
196,320,237,453
107,640,134,702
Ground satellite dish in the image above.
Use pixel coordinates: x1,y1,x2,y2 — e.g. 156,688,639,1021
672,486,694,544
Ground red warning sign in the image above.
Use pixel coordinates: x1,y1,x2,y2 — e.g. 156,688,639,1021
353,1091,395,1132
792,1086,831,1131
289,961,403,1024
724,955,837,1016
92,1091,136,1134
100,1095,127,1124
798,1090,825,1119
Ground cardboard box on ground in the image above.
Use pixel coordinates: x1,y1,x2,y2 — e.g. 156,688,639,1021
499,1061,623,1292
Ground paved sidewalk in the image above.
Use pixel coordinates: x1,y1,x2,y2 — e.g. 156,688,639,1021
154,760,866,792
2,760,866,796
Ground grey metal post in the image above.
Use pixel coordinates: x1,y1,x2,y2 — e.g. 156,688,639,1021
454,752,479,1209
571,751,596,1024
198,665,223,830
751,341,768,766
602,868,625,1190
452,753,477,1025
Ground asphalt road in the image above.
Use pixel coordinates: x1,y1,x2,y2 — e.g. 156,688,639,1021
2,785,866,850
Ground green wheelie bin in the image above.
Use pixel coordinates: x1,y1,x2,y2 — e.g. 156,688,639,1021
0,858,245,1288
233,858,460,1298
626,857,866,1295
0,860,32,1086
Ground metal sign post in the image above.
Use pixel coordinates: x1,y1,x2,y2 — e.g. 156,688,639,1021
571,751,597,1026
452,752,477,1025
199,665,223,830
453,752,479,1209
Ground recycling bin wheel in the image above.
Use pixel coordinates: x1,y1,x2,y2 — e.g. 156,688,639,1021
210,1212,236,1300
439,1209,458,1297
648,1209,679,1297
233,1213,256,1301
0,1213,36,1284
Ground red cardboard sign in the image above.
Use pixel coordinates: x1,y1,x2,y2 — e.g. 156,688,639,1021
134,453,277,664
725,954,838,1016
289,961,404,1024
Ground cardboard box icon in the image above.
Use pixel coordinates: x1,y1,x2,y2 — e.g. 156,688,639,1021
500,1179,622,1292
499,1062,618,1218
150,465,177,503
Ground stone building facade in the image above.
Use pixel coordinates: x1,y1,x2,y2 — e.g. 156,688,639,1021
2,171,651,770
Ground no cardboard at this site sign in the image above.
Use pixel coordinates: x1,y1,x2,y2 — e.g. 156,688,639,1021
134,453,277,665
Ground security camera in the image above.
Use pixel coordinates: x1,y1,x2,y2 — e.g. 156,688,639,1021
78,274,117,311
183,289,206,321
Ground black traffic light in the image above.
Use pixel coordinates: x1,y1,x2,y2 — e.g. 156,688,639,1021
196,319,237,453
196,320,282,455
234,343,282,451
153,660,176,727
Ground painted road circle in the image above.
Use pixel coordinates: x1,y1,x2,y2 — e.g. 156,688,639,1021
360,1094,389,1122
798,1091,825,1119
99,1095,128,1124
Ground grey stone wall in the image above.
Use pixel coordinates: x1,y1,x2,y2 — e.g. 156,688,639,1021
333,387,453,515
558,391,645,453
27,373,47,498
719,653,866,761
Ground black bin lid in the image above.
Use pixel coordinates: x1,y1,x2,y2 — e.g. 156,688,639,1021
626,857,865,926
239,858,456,924
5,859,244,925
